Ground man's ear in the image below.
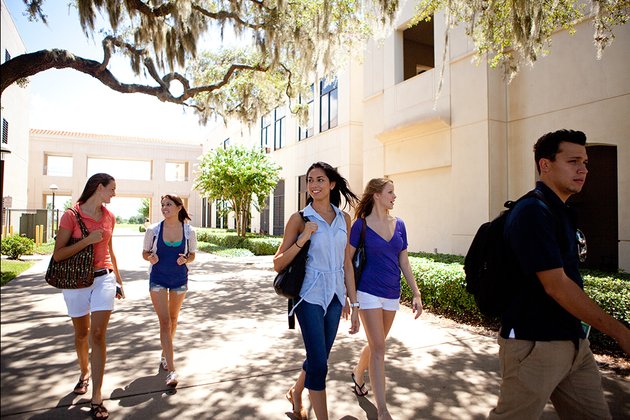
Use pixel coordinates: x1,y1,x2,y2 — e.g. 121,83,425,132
539,158,551,173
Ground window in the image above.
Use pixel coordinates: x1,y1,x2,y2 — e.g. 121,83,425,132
223,138,230,149
87,158,152,180
261,195,270,234
273,180,285,235
261,113,271,152
320,77,338,132
165,161,188,181
402,18,434,81
2,118,8,144
274,106,286,150
201,197,212,228
298,174,308,210
215,199,228,229
298,85,314,141
44,155,72,176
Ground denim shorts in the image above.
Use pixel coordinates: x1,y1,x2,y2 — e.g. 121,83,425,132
357,290,400,311
149,280,188,294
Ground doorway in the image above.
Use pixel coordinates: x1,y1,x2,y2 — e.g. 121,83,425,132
569,145,618,271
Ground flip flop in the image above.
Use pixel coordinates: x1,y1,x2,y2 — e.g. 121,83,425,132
351,372,368,396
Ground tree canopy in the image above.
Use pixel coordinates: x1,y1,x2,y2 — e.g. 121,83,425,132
1,0,397,125
413,0,629,82
194,145,280,236
2,1,626,124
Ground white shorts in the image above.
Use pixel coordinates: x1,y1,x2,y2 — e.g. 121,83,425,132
62,271,116,318
357,290,400,311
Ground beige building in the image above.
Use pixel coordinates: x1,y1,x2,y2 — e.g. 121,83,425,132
1,0,30,234
208,2,630,272
28,130,204,229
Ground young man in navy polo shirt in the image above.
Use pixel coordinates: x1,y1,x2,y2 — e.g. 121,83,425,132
489,129,630,419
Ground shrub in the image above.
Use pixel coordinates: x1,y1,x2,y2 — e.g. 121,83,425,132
402,255,630,356
138,225,146,232
194,228,280,256
1,235,35,259
404,258,481,322
245,237,282,255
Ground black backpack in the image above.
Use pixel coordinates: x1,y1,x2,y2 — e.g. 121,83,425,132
464,190,546,317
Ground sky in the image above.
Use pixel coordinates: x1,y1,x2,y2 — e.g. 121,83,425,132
4,0,213,143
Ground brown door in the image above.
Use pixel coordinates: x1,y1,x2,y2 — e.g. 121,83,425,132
569,145,618,271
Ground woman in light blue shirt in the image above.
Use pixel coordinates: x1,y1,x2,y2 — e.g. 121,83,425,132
274,162,360,420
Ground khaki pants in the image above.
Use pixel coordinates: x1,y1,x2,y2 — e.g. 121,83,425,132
488,337,611,420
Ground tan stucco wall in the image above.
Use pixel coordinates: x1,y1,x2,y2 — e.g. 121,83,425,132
28,130,204,225
362,4,630,271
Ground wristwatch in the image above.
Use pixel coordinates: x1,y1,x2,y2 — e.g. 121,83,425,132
350,302,360,308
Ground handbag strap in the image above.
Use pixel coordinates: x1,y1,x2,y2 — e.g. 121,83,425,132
359,218,366,246
69,208,90,238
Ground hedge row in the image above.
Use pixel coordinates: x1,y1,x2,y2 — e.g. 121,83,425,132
401,255,630,356
195,228,282,256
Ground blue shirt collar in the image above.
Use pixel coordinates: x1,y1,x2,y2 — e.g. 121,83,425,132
302,203,343,222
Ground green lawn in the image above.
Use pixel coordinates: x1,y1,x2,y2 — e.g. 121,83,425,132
1,259,35,286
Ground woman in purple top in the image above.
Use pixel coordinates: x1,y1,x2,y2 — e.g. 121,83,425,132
348,178,423,420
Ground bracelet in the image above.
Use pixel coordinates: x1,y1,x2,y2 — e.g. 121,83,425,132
295,242,303,249
350,302,360,308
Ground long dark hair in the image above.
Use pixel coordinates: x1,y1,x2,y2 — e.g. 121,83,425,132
162,194,191,223
355,178,393,220
78,173,115,204
306,162,358,210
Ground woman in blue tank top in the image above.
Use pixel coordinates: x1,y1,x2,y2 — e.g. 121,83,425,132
274,162,360,420
142,194,197,388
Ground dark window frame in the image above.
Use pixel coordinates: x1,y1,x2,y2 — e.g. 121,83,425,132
1,119,8,145
273,106,286,150
261,113,272,152
298,84,315,141
319,77,338,132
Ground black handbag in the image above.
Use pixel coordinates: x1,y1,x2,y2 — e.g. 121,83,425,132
45,208,95,289
273,212,310,299
352,218,367,287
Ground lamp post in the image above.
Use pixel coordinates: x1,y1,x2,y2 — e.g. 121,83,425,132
49,184,58,237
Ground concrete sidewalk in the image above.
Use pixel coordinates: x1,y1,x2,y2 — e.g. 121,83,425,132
1,234,628,419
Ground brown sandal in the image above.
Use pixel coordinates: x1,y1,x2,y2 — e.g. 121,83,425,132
285,387,307,420
90,401,109,419
73,377,89,395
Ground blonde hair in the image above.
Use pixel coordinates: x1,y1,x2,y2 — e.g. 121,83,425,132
354,178,393,219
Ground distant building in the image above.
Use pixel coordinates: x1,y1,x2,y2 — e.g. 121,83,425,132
28,129,204,226
1,0,30,235
209,1,630,272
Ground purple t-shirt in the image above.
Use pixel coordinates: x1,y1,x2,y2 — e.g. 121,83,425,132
349,217,408,299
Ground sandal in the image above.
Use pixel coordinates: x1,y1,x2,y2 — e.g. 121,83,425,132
90,401,109,419
351,372,368,396
285,387,307,420
73,377,89,395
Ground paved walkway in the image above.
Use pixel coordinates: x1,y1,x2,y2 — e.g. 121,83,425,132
1,233,628,419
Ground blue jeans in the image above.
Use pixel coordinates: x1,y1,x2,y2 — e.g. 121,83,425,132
294,298,343,391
